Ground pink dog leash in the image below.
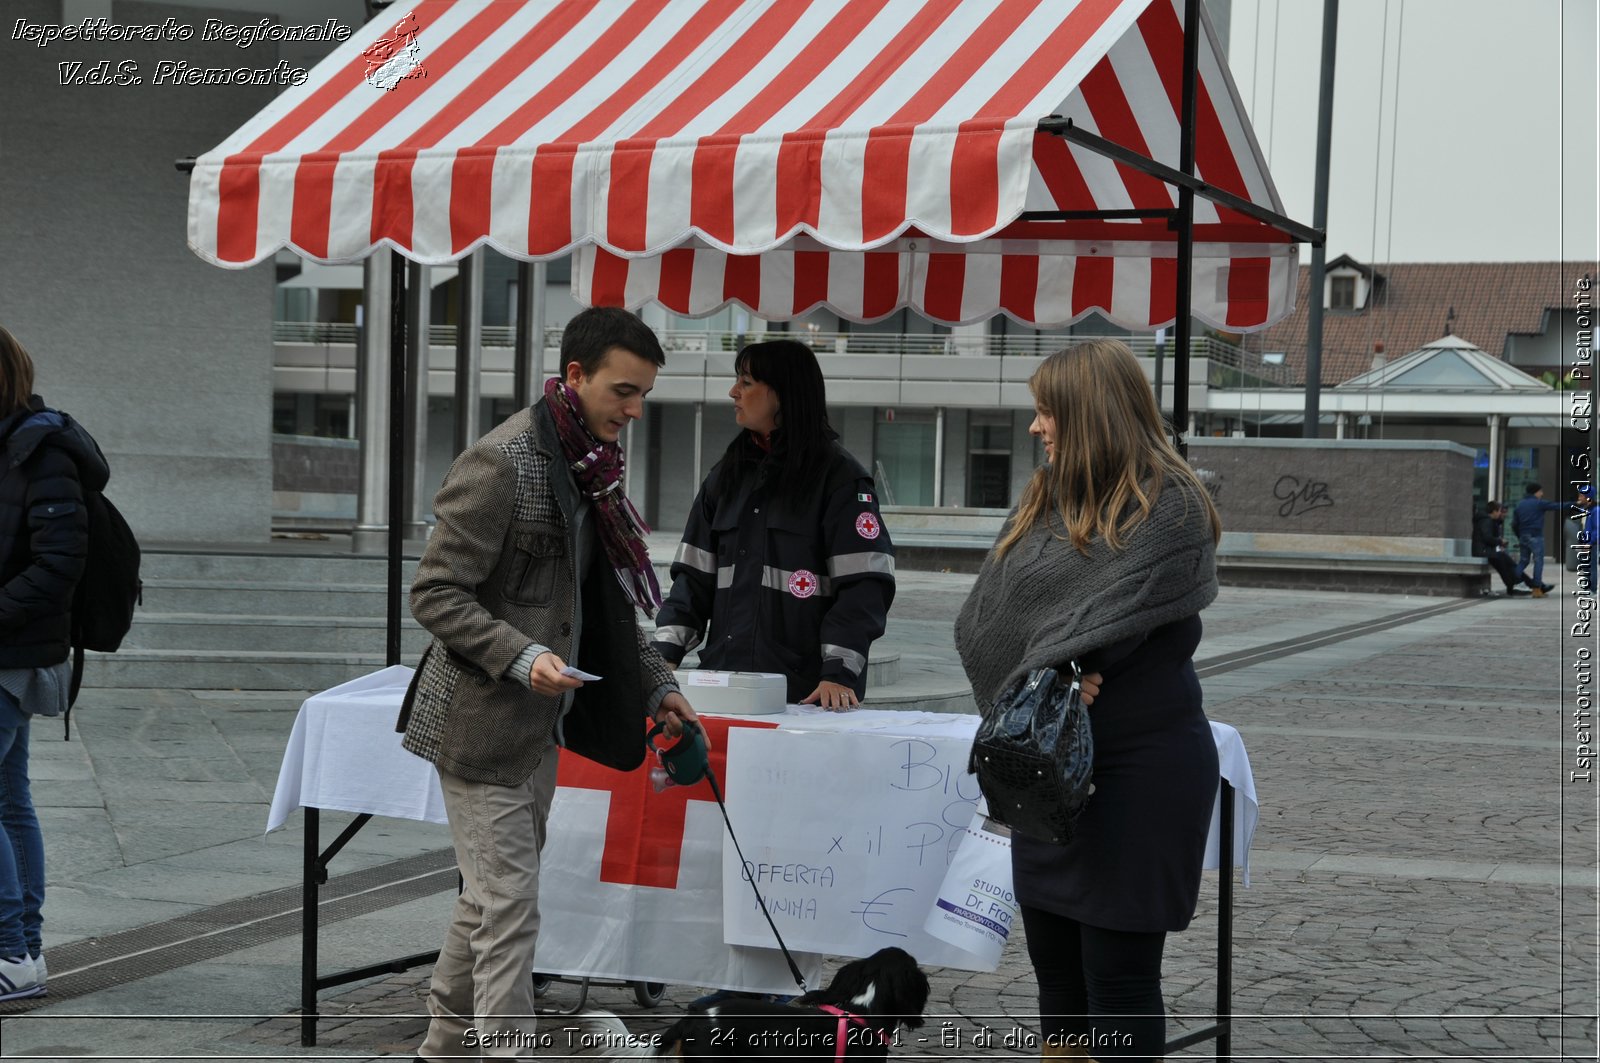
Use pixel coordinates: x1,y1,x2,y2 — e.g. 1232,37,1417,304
815,1005,889,1060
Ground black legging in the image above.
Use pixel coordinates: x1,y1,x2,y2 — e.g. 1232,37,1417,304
1020,904,1168,1061
1486,551,1532,591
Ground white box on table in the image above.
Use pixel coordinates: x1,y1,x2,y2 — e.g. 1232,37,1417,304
672,670,786,714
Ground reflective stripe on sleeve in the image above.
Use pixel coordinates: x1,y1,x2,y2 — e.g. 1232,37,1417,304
826,551,896,579
821,643,866,676
674,542,717,574
655,624,702,652
761,566,834,597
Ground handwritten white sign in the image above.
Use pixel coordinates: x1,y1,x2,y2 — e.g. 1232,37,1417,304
720,724,988,967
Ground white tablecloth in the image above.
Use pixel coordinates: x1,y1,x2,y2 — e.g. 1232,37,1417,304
268,667,1258,989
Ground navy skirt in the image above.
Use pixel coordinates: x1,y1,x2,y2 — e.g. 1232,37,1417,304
1010,615,1218,933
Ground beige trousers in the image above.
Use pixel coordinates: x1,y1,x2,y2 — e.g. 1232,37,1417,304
419,751,560,1061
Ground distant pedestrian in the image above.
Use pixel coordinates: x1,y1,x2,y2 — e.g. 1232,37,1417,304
0,326,107,1000
1473,501,1542,597
1512,483,1562,591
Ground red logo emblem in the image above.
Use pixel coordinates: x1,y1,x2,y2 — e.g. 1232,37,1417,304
855,512,881,540
787,569,819,598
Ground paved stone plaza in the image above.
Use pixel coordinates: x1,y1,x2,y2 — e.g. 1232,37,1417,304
0,566,1593,1061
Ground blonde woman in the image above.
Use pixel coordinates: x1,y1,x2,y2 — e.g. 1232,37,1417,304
955,340,1221,1062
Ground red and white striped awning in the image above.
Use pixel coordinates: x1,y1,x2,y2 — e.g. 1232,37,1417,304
188,0,1297,332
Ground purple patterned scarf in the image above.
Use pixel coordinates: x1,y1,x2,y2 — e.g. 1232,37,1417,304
543,376,662,614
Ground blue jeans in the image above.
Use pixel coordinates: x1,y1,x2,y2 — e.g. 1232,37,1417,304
1518,536,1547,585
0,689,44,958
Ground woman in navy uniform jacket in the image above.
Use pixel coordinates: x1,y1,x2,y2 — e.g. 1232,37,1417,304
652,340,895,709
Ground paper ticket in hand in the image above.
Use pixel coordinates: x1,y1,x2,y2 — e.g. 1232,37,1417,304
560,665,603,682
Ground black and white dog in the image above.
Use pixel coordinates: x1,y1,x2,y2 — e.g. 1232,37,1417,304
575,947,930,1060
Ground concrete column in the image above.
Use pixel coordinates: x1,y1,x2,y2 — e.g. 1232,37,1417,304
693,401,704,483
949,322,987,356
513,261,548,409
353,251,393,554
1486,414,1503,501
1334,413,1347,440
933,407,946,507
627,409,653,519
404,261,432,537
453,248,485,455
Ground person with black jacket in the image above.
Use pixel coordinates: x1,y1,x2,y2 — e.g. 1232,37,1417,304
0,326,106,1000
1473,500,1542,597
652,339,895,709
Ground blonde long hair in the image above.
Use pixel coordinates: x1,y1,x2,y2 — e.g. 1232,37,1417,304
995,339,1221,557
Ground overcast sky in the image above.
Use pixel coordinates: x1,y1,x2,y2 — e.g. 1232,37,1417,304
1223,0,1598,264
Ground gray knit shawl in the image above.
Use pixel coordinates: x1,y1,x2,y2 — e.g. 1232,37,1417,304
955,478,1219,714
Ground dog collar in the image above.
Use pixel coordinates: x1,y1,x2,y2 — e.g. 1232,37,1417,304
815,1005,888,1060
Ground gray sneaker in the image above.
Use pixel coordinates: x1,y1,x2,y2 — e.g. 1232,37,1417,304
31,952,46,994
0,954,42,1001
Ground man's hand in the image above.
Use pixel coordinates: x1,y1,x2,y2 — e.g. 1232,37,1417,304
800,680,859,711
1078,672,1103,706
528,651,585,697
654,691,710,749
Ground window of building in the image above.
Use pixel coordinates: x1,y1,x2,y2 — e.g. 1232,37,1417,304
872,410,936,505
1329,275,1357,310
273,393,352,439
966,421,1012,508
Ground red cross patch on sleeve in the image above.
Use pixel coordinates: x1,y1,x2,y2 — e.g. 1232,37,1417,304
855,512,881,540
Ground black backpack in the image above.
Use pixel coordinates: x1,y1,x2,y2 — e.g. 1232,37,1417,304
65,477,143,739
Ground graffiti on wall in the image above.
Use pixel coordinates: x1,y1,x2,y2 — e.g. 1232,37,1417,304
1272,475,1335,518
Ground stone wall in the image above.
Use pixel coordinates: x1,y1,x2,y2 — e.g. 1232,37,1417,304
272,435,358,525
0,0,303,542
1187,438,1477,557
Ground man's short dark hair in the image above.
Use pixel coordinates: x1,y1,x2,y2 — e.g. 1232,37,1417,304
1486,500,1503,514
560,307,665,376
1526,482,1543,495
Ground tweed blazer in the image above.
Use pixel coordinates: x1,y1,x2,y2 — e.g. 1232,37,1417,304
397,400,678,785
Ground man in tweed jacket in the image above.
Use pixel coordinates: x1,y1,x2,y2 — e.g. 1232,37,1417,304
397,307,700,1061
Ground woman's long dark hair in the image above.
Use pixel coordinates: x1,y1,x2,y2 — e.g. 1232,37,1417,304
0,325,36,417
721,338,836,490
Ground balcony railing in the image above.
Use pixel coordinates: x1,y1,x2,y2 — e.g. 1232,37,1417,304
273,322,1292,388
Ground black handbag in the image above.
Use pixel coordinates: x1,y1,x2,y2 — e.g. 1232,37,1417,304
970,663,1094,844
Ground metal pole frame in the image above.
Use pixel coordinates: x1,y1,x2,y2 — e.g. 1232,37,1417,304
387,255,407,667
1030,0,1323,457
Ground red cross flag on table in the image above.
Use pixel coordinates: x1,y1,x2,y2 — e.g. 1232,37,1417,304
555,716,778,890
533,713,820,994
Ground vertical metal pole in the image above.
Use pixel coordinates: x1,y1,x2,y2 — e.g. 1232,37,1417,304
1304,0,1340,437
454,248,484,454
300,808,320,1047
933,407,946,507
387,256,407,667
1172,0,1201,458
1218,782,1235,1063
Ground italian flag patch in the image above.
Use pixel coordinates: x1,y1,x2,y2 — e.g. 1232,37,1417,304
857,492,874,502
